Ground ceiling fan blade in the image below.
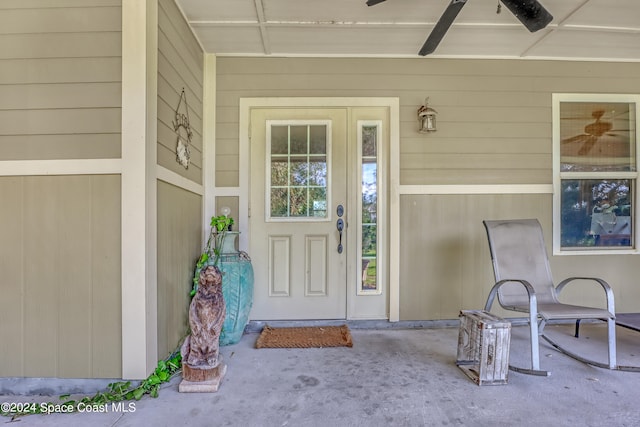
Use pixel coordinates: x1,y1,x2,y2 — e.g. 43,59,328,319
366,0,387,6
419,0,468,56
577,136,598,156
562,134,589,144
500,0,553,32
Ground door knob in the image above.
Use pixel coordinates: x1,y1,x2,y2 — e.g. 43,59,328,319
336,218,344,254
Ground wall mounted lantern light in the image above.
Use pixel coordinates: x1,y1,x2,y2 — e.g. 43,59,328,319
418,98,438,133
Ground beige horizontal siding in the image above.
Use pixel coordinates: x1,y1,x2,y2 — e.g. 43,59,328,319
0,0,120,9
0,83,121,110
0,1,121,161
216,57,640,187
0,6,120,34
0,32,121,59
0,134,120,160
157,0,203,183
0,58,121,85
0,108,121,135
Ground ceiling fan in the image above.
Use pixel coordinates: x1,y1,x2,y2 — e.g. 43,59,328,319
562,110,629,156
366,0,553,56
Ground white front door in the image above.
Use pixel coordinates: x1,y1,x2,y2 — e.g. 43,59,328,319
250,108,348,319
248,105,390,321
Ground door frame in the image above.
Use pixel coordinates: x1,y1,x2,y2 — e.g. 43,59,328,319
238,97,400,321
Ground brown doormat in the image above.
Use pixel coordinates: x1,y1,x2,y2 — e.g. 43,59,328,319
255,325,353,349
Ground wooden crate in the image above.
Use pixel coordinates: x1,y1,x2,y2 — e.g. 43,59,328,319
456,310,511,385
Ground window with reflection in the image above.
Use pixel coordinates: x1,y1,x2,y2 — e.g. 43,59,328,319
555,95,638,251
268,123,328,219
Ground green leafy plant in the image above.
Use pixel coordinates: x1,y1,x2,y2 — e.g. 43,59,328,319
1,349,182,420
191,215,234,297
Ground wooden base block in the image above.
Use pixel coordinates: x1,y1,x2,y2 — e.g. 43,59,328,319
179,362,227,393
182,358,224,382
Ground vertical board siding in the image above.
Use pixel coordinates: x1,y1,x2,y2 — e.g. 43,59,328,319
157,0,204,184
0,178,25,375
399,193,640,320
0,175,121,378
157,181,202,359
0,2,122,160
399,194,552,321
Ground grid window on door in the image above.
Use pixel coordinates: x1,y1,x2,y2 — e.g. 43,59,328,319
269,123,329,219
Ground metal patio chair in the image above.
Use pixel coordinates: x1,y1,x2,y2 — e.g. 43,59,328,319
483,219,618,375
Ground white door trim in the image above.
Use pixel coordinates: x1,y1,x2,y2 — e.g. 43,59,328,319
239,97,400,321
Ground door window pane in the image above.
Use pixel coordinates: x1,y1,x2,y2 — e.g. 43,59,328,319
271,126,289,155
289,126,308,154
268,123,328,219
270,156,288,186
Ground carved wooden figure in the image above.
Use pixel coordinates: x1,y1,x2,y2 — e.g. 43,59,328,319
187,265,226,368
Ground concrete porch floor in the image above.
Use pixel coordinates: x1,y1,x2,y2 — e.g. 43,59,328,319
2,322,640,427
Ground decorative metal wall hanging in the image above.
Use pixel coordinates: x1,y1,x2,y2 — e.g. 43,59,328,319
173,88,193,169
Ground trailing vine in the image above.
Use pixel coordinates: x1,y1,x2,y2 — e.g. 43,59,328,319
1,347,182,419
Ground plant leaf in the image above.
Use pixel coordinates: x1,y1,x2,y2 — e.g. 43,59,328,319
133,387,145,400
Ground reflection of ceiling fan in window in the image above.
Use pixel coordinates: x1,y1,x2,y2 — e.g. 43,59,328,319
561,110,630,157
366,0,553,56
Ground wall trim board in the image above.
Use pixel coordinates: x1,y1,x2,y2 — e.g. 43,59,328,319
0,159,121,176
157,165,203,195
120,0,158,380
212,186,240,197
203,54,216,246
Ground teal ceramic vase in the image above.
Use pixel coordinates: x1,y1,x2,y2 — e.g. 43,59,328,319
218,233,254,345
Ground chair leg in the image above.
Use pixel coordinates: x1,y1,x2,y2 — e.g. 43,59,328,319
529,311,540,371
607,317,617,369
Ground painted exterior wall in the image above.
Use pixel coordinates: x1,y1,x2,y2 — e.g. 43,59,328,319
216,57,640,320
0,175,122,378
0,0,122,161
0,0,204,380
157,0,203,184
0,1,123,377
157,181,201,359
156,0,204,359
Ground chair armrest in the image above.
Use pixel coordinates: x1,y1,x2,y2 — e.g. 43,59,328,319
484,279,537,313
556,277,615,315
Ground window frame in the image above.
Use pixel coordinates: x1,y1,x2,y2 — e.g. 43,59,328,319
552,93,640,255
357,120,384,296
264,119,332,223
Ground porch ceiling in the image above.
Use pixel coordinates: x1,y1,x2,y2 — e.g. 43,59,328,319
175,0,640,61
